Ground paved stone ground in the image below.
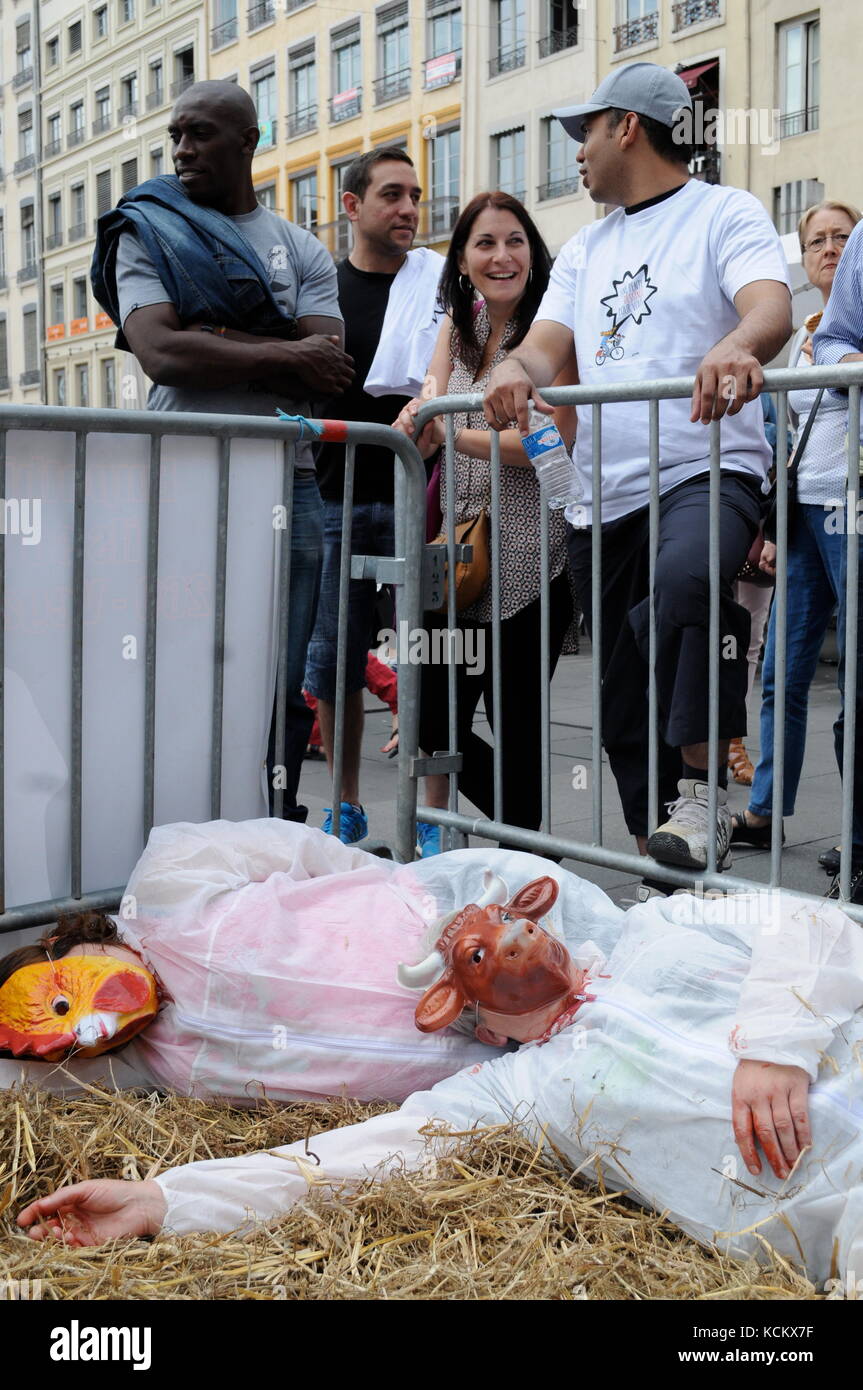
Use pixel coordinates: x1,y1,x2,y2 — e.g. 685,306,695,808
297,631,846,907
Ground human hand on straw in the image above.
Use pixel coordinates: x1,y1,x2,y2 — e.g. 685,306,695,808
18,1178,166,1246
731,1060,811,1181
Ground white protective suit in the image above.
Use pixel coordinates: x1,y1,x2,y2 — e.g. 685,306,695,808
151,862,863,1286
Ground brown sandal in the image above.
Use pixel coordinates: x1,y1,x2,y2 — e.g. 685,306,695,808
727,737,754,787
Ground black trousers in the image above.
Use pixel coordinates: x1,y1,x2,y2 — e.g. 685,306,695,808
568,472,761,837
418,570,573,832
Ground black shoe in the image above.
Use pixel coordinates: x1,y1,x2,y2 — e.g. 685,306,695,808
819,845,841,875
826,863,863,906
729,812,785,849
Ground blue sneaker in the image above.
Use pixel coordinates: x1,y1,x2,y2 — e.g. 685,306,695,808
416,821,443,858
321,802,368,845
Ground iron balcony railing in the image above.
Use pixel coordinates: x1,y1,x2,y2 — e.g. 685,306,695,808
170,76,195,100
248,1,275,29
489,43,525,78
44,138,63,158
613,11,659,51
329,88,362,123
45,231,64,250
211,16,239,47
13,66,34,89
538,26,578,58
672,0,721,29
286,0,312,8
286,105,317,138
538,174,579,201
423,50,462,88
118,101,139,121
373,68,411,104
14,154,36,174
68,222,87,241
17,265,38,284
314,216,352,258
93,113,112,136
18,369,42,386
68,128,86,148
779,107,820,138
415,195,459,244
147,87,166,110
0,377,9,391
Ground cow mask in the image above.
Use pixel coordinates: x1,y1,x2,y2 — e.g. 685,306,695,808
398,873,570,1033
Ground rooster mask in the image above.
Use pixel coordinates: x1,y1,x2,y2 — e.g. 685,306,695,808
0,955,159,1061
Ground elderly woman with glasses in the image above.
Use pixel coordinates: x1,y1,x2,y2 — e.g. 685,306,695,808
730,199,863,897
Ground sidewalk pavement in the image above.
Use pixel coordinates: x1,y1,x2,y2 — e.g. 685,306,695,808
297,640,845,908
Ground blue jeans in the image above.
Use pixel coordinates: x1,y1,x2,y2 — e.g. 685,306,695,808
304,501,396,701
266,471,324,817
750,502,863,855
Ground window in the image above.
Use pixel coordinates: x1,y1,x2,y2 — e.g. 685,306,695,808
288,42,317,135
773,178,824,236
71,183,86,236
331,21,362,120
73,277,88,320
21,206,36,268
16,19,33,76
257,184,276,210
540,0,579,56
68,20,83,56
173,47,195,98
120,74,138,117
121,158,139,194
292,170,318,228
77,363,90,407
46,36,60,68
614,0,659,51
249,0,276,31
149,60,164,107
54,368,67,406
212,0,238,48
376,2,410,103
428,125,459,235
428,0,461,58
50,283,65,324
119,0,135,23
70,102,85,145
330,162,354,254
492,127,525,199
97,170,113,218
102,359,117,408
490,0,525,76
95,86,112,134
48,193,63,246
95,7,109,39
0,321,8,388
46,112,62,154
23,308,39,375
540,115,579,199
779,17,820,137
150,146,164,177
18,109,34,160
0,217,5,280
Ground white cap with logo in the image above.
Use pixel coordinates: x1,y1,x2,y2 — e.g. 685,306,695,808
554,61,693,144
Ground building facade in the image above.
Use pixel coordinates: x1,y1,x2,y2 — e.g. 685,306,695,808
1,3,43,402
461,0,599,256
38,0,204,408
207,0,464,257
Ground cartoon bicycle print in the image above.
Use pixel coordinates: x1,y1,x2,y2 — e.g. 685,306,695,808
595,328,625,365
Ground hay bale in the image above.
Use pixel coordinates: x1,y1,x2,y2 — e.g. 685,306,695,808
0,1085,816,1300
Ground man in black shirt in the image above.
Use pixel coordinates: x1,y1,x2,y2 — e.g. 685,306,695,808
306,148,444,844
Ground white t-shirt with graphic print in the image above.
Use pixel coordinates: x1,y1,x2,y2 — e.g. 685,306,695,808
536,178,791,525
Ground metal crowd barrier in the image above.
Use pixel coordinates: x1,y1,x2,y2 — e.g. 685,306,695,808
412,364,863,923
0,405,426,934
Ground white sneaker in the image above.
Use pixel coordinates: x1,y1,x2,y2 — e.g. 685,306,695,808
646,779,732,872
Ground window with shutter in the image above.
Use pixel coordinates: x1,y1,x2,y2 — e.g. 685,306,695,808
122,158,139,192
23,308,39,373
0,322,9,383
69,21,83,55
97,170,113,216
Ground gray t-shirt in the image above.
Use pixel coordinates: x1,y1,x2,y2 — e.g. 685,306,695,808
115,205,342,467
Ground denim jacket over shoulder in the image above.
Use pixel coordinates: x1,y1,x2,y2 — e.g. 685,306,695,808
91,175,297,351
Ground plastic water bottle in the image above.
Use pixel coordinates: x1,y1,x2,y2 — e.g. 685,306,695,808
521,407,583,510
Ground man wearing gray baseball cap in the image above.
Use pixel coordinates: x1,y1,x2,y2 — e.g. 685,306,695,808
484,61,792,883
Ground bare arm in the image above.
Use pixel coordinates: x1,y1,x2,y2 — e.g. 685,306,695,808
482,320,575,435
123,303,353,396
691,280,792,424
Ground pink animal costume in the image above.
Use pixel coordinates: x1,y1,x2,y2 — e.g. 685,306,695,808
0,820,613,1103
